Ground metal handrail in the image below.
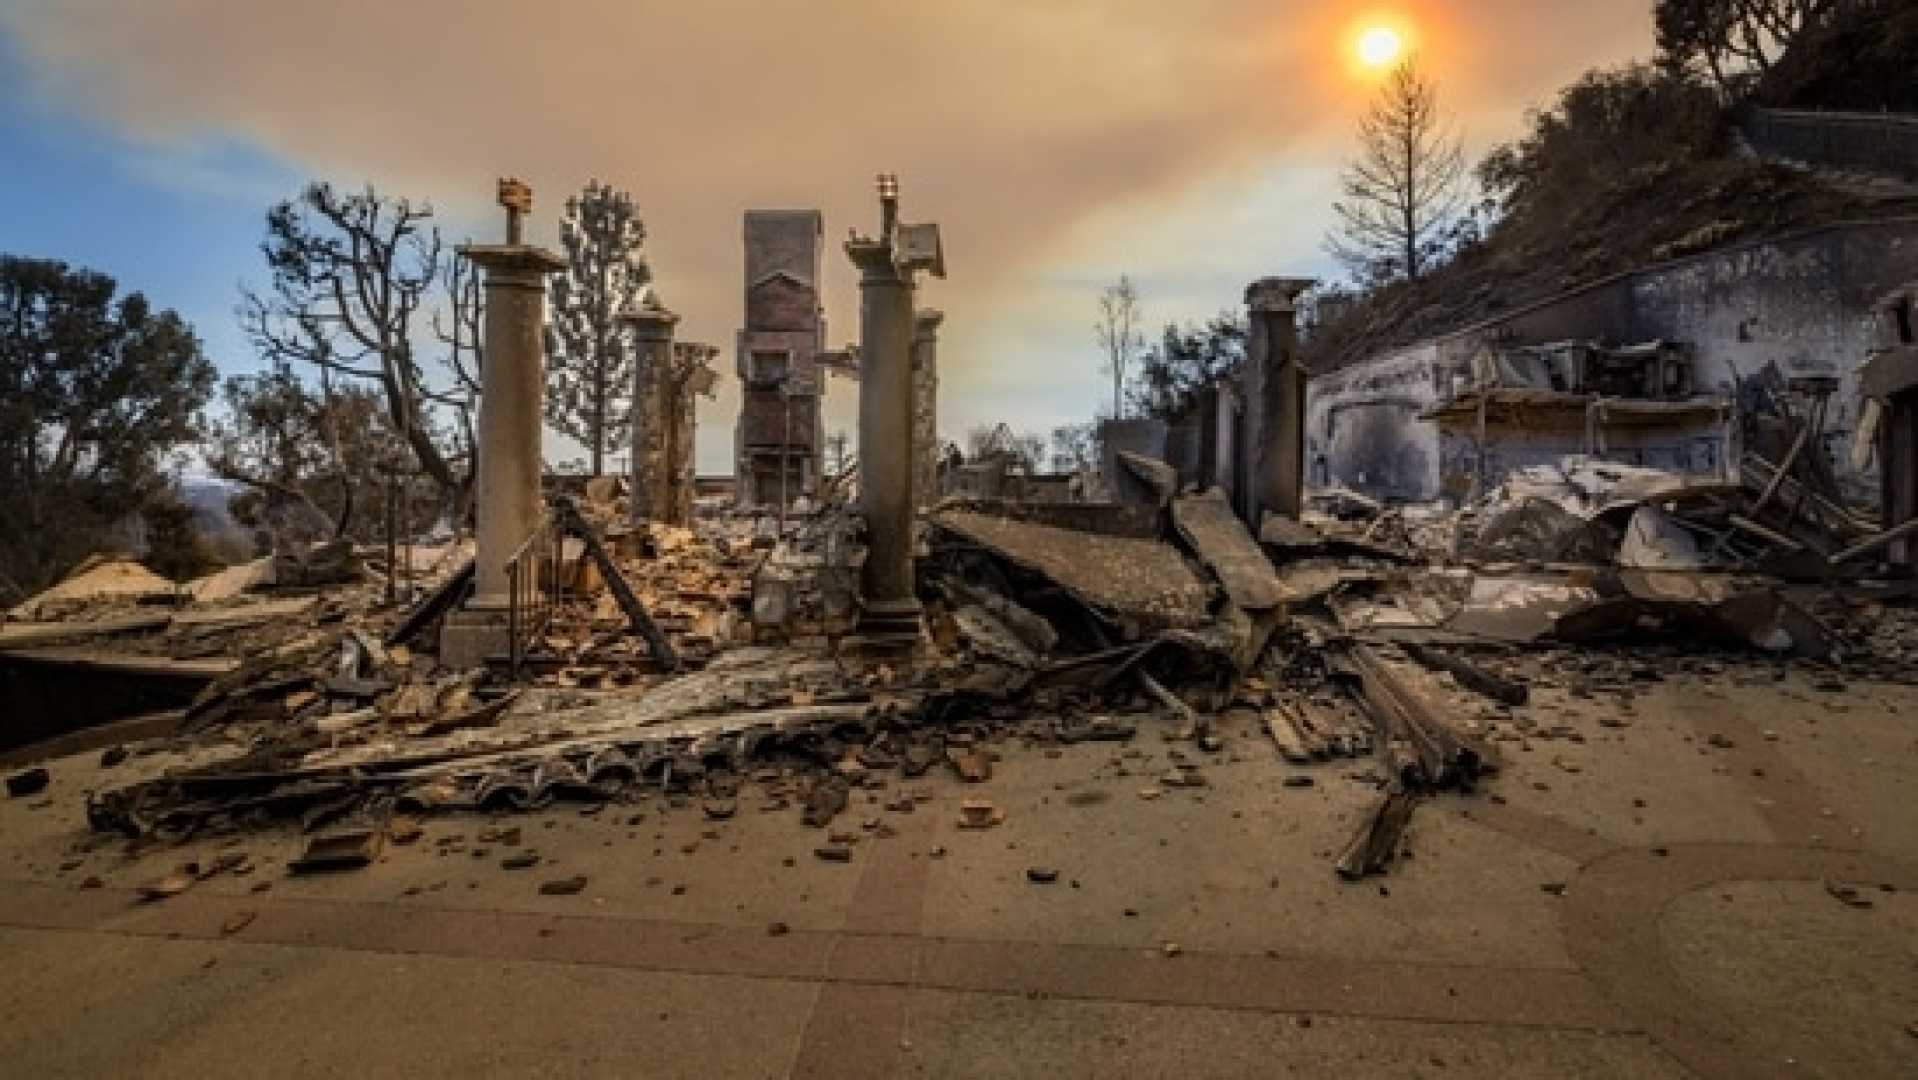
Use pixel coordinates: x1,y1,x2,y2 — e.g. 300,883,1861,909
503,515,561,680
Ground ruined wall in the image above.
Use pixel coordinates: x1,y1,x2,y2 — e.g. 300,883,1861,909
1435,419,1731,499
912,312,942,509
1741,107,1918,181
737,211,826,506
1309,218,1918,500
1305,342,1449,500
1626,222,1918,454
632,363,701,525
1099,417,1170,505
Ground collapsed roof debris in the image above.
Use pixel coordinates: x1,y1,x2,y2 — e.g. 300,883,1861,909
6,262,1917,895
927,506,1215,632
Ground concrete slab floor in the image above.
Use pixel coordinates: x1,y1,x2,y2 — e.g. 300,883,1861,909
0,669,1914,1078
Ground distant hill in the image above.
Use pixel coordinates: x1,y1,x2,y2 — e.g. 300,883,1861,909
177,477,253,557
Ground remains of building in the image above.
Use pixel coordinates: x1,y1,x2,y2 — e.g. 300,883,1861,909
5,180,1918,912
734,210,828,511
1307,218,1918,502
626,296,718,528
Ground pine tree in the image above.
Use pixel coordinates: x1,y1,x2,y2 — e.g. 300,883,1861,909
1325,59,1466,284
546,181,652,476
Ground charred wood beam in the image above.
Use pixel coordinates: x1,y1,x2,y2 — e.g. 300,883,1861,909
1401,643,1528,707
554,497,680,672
385,559,474,648
1334,785,1420,880
1342,643,1485,791
1829,516,1918,565
1137,668,1205,738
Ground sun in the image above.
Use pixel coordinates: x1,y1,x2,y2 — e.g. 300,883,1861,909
1357,26,1404,69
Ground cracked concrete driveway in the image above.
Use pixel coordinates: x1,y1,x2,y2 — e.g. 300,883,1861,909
1,667,1915,1078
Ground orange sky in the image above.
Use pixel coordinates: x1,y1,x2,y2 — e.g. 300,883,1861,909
0,1,1654,469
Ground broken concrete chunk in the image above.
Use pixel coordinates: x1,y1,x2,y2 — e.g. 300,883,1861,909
1172,489,1286,611
136,865,200,902
957,798,1005,829
289,828,383,874
948,748,993,783
813,845,853,863
802,779,850,828
5,768,49,798
540,875,589,895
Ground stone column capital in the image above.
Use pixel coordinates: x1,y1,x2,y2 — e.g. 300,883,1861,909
622,303,680,340
1245,276,1316,315
913,309,945,341
846,237,905,286
459,243,566,289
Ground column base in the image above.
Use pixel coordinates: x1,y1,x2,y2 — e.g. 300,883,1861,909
847,598,924,652
438,607,513,671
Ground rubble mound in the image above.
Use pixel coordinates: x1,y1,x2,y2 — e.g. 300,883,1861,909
7,556,178,621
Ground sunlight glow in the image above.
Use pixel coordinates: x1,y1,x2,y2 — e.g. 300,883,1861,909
1357,26,1404,69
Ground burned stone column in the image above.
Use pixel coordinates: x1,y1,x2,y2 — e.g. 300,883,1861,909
1864,285,1918,569
624,300,679,524
441,179,566,669
665,341,719,525
912,309,944,508
1243,277,1315,526
848,237,917,637
848,174,944,644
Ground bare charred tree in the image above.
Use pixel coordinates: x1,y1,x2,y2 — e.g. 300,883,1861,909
205,362,339,538
1655,0,1844,97
430,247,484,520
1326,58,1467,284
1049,421,1100,474
241,183,470,519
546,181,651,477
206,361,397,545
1094,275,1145,422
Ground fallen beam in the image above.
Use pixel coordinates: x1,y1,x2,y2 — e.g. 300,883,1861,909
1137,668,1204,738
1343,643,1485,791
1262,704,1315,763
385,559,474,649
1401,643,1528,707
0,614,171,651
556,499,679,672
1829,515,1918,565
1334,786,1420,880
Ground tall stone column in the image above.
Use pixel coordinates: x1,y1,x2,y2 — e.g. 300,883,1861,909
845,174,943,647
911,309,944,508
624,301,679,524
1243,277,1315,526
849,236,920,639
440,179,565,670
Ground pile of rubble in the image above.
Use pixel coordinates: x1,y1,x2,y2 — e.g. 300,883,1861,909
7,440,1914,891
